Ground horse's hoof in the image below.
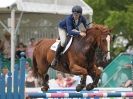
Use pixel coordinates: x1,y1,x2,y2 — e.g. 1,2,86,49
76,84,85,92
86,83,94,91
41,86,49,92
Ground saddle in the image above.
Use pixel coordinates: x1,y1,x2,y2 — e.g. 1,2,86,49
50,36,73,54
50,36,73,69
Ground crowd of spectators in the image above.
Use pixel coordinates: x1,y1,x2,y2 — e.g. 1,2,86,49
0,32,36,60
48,71,93,89
0,32,37,87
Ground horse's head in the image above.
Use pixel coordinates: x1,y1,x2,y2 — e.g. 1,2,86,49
86,24,111,62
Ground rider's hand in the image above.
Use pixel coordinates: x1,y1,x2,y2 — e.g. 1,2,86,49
80,32,86,37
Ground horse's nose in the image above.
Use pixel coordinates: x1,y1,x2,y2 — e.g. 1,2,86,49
103,55,107,62
106,51,110,60
103,53,110,63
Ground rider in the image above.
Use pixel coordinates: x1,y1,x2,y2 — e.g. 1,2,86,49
51,5,90,66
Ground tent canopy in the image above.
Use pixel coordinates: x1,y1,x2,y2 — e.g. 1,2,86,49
0,0,93,15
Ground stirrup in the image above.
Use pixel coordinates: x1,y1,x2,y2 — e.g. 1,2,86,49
51,58,57,66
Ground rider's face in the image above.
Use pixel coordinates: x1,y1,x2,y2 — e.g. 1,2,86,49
73,12,80,20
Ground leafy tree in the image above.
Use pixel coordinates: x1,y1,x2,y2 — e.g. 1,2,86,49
104,4,133,55
85,0,109,23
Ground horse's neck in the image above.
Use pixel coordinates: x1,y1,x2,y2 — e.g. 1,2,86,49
86,43,97,64
72,36,97,61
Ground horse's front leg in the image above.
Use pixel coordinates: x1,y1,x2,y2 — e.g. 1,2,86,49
76,75,87,92
70,64,88,92
86,65,102,91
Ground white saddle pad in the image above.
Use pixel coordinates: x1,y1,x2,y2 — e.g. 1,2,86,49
50,37,73,54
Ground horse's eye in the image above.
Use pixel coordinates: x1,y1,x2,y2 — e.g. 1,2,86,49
102,39,106,42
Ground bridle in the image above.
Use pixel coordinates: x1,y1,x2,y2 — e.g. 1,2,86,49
98,33,111,61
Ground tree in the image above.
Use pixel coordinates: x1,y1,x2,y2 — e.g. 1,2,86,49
104,4,133,55
85,0,109,23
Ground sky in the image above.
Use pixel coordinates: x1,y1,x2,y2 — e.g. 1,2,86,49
0,0,16,8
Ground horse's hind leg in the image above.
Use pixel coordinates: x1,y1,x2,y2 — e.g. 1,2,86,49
86,65,102,90
37,61,50,92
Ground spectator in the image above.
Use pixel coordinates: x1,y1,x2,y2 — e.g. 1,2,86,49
55,72,66,88
72,75,81,85
3,32,11,59
26,38,36,59
2,66,9,86
48,78,59,89
124,64,132,68
124,80,133,87
121,63,133,87
25,69,36,87
16,42,26,59
65,74,76,88
72,75,93,86
2,67,9,75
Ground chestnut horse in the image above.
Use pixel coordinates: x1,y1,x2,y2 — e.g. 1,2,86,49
33,24,111,91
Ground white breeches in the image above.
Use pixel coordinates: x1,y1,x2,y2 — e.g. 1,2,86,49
58,28,67,47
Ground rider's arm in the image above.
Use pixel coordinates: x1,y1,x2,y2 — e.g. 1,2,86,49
66,17,80,36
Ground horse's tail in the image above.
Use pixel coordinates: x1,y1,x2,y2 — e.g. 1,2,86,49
32,50,39,78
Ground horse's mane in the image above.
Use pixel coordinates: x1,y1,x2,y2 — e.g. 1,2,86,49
35,39,43,46
86,24,110,35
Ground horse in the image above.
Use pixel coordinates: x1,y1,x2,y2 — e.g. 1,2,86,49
32,24,111,92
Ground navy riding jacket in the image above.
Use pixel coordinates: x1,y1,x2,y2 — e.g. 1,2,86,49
58,14,89,36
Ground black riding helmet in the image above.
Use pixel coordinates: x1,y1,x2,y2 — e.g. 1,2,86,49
72,5,82,14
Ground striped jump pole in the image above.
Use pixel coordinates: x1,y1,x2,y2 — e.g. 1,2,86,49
25,87,132,93
27,92,133,98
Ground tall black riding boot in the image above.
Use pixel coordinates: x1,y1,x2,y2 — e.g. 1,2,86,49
51,44,64,66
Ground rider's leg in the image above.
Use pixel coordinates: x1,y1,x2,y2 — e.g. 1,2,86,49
51,28,66,66
58,27,67,47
